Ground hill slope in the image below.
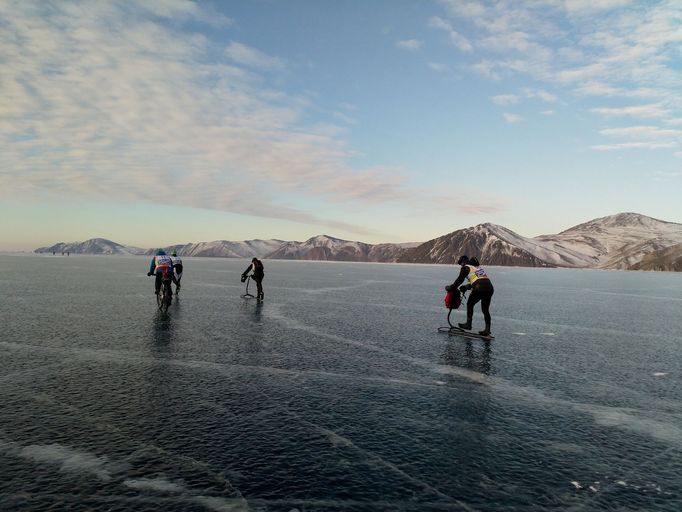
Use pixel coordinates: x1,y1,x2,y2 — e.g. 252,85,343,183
35,238,145,255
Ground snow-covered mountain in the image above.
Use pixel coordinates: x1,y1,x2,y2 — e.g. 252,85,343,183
398,213,682,269
32,213,682,271
35,238,145,255
397,223,558,267
264,235,410,262
536,212,682,269
146,239,284,258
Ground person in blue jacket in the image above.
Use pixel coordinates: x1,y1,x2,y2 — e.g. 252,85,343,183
147,249,178,295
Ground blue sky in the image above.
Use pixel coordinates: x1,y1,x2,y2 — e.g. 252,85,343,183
2,0,681,250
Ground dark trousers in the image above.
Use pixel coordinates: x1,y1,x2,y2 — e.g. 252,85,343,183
253,275,263,297
155,273,178,293
467,280,494,325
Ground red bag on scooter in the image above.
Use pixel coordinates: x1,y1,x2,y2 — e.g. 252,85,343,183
444,290,461,310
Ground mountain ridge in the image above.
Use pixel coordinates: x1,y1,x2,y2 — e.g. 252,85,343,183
34,213,682,271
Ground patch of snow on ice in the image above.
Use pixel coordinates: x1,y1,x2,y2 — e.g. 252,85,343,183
124,476,185,493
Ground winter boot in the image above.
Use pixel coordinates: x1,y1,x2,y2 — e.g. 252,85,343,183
458,319,472,330
478,322,491,337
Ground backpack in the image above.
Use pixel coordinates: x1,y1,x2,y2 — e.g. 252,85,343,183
444,290,462,310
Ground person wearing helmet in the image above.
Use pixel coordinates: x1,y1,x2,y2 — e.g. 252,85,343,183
241,257,265,301
170,250,183,294
445,254,494,336
147,249,178,296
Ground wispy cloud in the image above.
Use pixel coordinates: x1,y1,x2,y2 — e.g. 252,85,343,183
576,81,659,98
591,105,669,119
523,88,557,103
434,0,681,155
396,39,423,51
503,113,524,124
591,142,677,151
599,126,682,140
428,62,448,72
491,94,519,106
541,110,554,115
225,41,285,70
653,170,682,181
492,89,556,107
1,0,457,237
428,16,472,52
564,0,634,14
471,60,500,80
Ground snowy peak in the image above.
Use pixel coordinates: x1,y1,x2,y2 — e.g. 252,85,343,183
540,212,682,269
265,235,406,262
397,224,556,267
559,212,678,234
35,238,144,255
32,212,682,271
149,239,284,258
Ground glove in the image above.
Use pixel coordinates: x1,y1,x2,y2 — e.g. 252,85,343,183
147,272,153,276
240,274,247,283
459,285,470,293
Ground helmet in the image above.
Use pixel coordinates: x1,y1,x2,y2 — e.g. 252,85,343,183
457,255,469,265
469,257,480,266
156,249,166,256
171,251,177,256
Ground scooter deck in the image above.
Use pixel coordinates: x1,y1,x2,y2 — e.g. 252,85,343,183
447,327,495,341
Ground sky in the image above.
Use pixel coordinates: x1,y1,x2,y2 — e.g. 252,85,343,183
2,0,681,250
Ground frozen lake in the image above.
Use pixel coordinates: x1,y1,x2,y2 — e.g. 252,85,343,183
1,254,681,511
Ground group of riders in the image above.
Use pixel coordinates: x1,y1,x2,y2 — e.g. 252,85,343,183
147,250,266,304
147,249,184,299
147,249,493,335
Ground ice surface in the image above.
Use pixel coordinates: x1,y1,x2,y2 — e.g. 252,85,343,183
0,255,681,511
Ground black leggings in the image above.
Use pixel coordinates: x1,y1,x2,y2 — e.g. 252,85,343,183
253,276,263,297
155,273,178,293
467,281,494,324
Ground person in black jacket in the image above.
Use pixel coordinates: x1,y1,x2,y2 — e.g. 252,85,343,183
241,258,265,301
446,255,494,336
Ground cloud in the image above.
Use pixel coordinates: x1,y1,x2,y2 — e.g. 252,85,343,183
332,111,356,125
674,152,682,158
541,110,554,115
591,142,677,151
225,41,285,70
503,113,524,124
471,60,500,80
428,62,448,72
576,82,660,98
396,39,422,51
524,88,557,103
598,126,682,140
564,0,635,14
594,124,682,153
428,16,472,52
492,89,557,107
591,104,669,119
654,170,682,179
433,0,681,148
491,94,519,106
0,0,439,237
